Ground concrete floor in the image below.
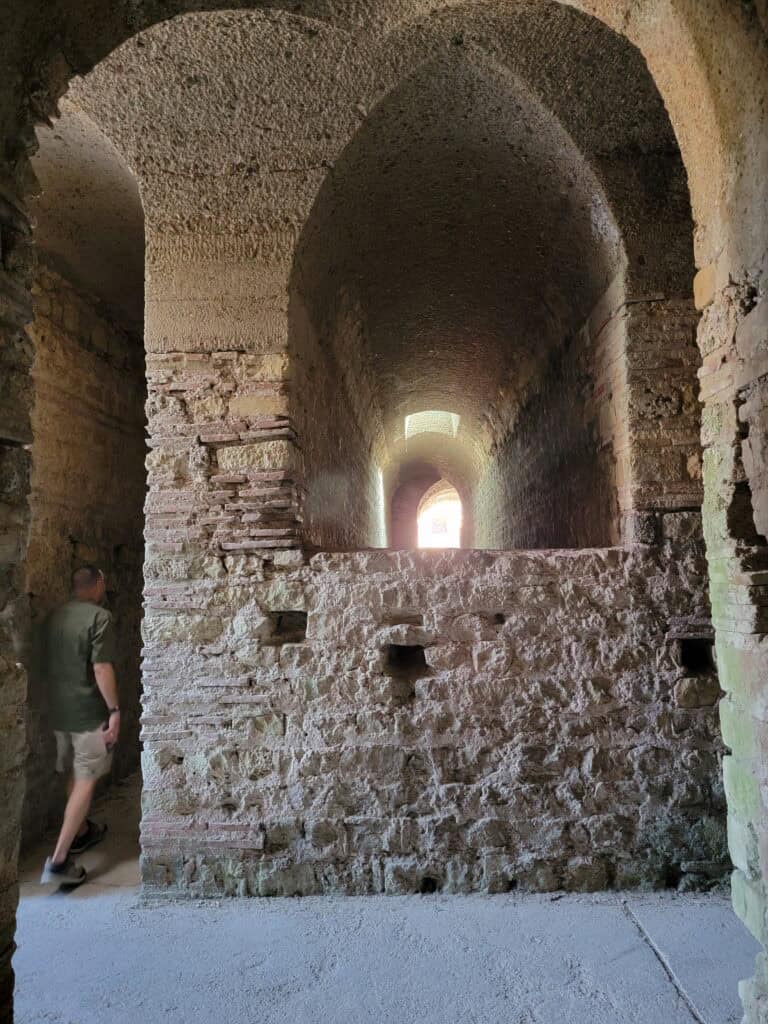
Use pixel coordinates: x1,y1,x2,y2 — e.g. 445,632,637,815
15,776,759,1024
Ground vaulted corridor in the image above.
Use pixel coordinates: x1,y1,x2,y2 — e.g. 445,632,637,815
1,2,767,1023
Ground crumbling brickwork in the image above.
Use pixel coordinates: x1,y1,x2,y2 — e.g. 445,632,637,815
146,349,301,557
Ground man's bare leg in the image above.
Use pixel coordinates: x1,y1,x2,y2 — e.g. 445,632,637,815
52,778,96,864
64,775,89,840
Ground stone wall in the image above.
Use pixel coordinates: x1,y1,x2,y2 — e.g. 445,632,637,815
22,266,145,845
0,179,34,1024
473,278,703,551
622,297,703,539
288,287,386,550
697,273,768,1021
473,302,619,549
140,543,726,897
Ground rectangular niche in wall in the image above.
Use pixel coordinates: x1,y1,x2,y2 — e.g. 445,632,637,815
679,637,716,675
667,617,717,676
385,643,429,679
265,610,308,645
383,643,430,707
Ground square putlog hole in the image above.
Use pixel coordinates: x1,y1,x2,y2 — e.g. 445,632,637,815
680,637,715,675
385,643,429,679
266,610,308,645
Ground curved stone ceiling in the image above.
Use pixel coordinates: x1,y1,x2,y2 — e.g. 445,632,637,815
63,2,688,275
3,0,757,275
30,100,144,333
45,0,691,480
293,50,622,456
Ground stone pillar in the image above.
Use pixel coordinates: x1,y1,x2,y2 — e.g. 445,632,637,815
139,241,303,885
697,267,768,1022
0,182,33,1024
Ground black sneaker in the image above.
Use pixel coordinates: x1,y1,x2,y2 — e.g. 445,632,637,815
70,820,107,854
40,856,87,886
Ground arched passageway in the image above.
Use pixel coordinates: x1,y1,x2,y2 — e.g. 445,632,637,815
20,104,147,845
0,2,766,1022
289,46,646,550
389,462,442,550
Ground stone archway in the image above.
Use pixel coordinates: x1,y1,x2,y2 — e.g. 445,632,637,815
17,102,147,850
389,463,442,550
0,3,766,1022
416,480,463,548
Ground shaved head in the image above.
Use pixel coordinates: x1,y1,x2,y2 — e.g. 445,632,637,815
72,565,106,603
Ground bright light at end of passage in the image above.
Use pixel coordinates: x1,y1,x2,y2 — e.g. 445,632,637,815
417,483,462,548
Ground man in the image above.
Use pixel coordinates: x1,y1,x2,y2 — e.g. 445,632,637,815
38,565,120,886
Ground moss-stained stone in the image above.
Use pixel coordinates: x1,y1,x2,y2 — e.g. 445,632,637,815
733,868,768,945
723,756,764,822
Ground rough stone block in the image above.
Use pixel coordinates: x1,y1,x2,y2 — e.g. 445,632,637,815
675,675,721,707
217,440,296,472
229,394,287,418
693,263,717,311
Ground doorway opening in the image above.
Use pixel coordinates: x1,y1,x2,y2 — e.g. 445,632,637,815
417,481,462,549
21,101,146,859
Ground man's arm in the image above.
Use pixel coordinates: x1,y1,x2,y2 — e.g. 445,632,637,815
94,662,120,745
91,608,120,745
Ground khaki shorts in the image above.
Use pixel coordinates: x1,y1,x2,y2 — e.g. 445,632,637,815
54,727,113,781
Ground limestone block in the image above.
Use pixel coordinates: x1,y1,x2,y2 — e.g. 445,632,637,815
736,298,767,361
224,555,267,578
732,868,768,945
217,440,296,472
229,602,272,642
661,511,703,544
728,813,761,880
693,263,717,310
187,395,228,421
623,511,658,545
143,612,224,644
423,643,468,671
257,862,320,898
724,755,764,821
229,394,288,418
675,675,721,708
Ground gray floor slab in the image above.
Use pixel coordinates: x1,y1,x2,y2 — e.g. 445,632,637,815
626,893,759,1024
13,888,757,1024
14,777,758,1024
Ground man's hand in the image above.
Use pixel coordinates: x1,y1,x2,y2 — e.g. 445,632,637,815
93,662,119,747
102,710,120,748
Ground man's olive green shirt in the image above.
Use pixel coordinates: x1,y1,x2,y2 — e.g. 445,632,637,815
38,600,116,733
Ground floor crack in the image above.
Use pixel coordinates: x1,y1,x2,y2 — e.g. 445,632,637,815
622,899,708,1024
